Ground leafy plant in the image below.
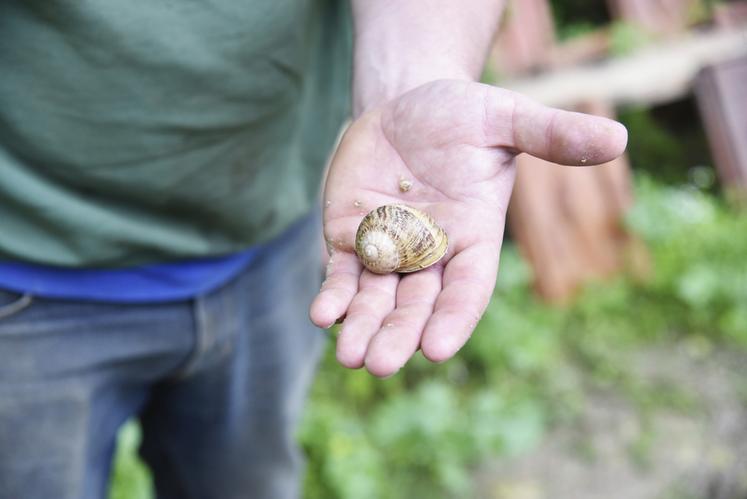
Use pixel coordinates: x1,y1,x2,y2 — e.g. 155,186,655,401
109,422,152,499
608,21,651,56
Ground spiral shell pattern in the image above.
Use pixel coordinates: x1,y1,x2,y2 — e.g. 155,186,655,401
354,204,448,274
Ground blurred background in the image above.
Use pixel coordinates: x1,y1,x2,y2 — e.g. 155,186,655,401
111,1,747,498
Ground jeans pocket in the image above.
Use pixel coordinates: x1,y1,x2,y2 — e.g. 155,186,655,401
0,289,33,321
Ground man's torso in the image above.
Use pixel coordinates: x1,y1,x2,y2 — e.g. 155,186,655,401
0,0,351,267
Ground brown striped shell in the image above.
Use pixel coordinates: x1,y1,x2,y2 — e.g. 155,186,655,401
354,204,448,274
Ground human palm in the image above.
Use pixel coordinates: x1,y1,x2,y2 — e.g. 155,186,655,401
310,80,627,377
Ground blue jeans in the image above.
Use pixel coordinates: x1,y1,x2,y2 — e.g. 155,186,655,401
0,214,326,499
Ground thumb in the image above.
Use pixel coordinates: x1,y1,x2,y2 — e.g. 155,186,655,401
484,86,628,166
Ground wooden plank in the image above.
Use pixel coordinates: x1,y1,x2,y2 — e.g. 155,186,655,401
490,0,556,76
500,28,747,109
694,55,747,201
548,30,612,69
713,1,747,28
508,101,645,303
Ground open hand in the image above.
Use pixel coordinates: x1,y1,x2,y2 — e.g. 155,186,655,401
310,80,627,377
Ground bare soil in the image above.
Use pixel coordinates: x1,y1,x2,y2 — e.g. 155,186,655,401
476,343,747,499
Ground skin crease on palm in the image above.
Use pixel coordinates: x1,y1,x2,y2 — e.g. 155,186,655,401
309,79,628,378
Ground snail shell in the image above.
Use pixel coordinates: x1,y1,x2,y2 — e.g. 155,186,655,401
354,204,448,274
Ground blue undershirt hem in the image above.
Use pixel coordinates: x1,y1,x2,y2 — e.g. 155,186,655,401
0,249,259,304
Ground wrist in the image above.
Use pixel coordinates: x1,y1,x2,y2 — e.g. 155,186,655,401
349,0,504,117
352,64,475,118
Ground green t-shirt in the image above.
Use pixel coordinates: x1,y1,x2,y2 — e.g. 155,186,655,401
0,0,351,267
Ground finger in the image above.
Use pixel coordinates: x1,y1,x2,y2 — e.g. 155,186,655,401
484,86,628,166
336,271,399,369
364,266,443,377
420,243,500,363
322,215,361,254
309,251,361,328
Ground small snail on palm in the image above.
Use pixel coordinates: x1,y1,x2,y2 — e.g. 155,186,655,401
354,204,448,274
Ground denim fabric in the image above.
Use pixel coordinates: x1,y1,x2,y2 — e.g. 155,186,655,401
0,213,326,499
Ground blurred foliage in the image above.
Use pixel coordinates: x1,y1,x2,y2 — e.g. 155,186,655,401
550,0,716,41
688,0,724,26
110,176,747,498
298,176,747,499
110,422,152,499
549,0,610,40
618,101,715,187
608,21,652,56
555,21,597,41
550,0,715,55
